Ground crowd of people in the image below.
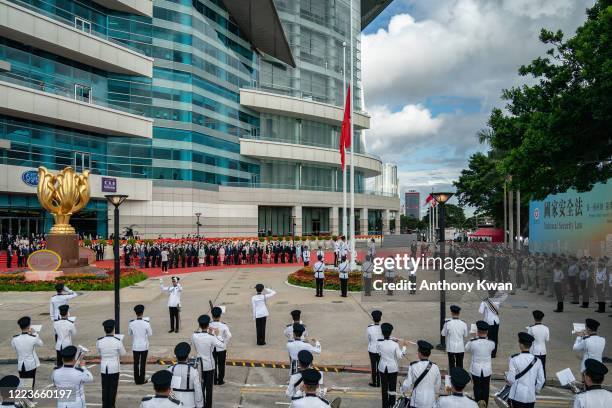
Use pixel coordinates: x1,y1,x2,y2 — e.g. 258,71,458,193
0,234,46,268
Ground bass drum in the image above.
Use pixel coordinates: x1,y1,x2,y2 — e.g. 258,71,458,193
493,384,511,408
392,396,410,408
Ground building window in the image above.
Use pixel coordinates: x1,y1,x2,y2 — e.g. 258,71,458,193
74,84,92,103
74,152,91,173
74,17,92,34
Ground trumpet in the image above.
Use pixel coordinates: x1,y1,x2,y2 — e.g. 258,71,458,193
75,345,89,365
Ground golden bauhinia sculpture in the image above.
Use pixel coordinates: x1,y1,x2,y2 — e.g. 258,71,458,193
37,167,91,235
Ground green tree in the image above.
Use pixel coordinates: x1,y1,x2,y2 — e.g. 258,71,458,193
420,204,467,229
480,0,611,199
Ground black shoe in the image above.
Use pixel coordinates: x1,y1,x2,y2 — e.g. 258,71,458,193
175,330,179,333
368,383,377,387
217,381,225,385
168,330,174,333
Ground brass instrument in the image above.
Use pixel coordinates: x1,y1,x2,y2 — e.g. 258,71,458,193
37,167,90,235
75,345,89,365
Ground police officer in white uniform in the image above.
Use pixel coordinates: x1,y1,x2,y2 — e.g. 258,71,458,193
527,310,549,380
441,305,468,370
0,375,20,408
367,310,383,387
573,358,612,408
140,370,183,408
290,369,331,408
479,294,502,358
377,323,407,408
506,332,545,408
52,345,94,408
465,321,495,407
252,284,276,345
302,246,311,267
314,255,326,297
286,350,325,400
50,283,78,321
338,256,350,297
96,319,126,408
401,340,441,408
54,304,76,368
362,255,375,296
287,324,321,375
168,342,203,408
573,318,605,372
129,304,153,385
284,310,308,340
209,306,231,385
435,367,478,408
11,316,43,388
192,314,225,408
160,277,182,333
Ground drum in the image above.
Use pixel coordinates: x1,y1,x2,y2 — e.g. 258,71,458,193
392,396,410,408
493,384,511,408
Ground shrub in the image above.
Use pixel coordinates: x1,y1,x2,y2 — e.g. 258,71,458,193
287,268,362,291
0,269,147,291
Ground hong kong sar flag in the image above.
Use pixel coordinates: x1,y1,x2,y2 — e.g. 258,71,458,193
339,86,351,169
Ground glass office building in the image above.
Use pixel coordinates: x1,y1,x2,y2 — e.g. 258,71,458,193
0,0,399,238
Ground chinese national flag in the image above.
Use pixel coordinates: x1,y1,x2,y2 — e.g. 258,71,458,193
339,86,351,169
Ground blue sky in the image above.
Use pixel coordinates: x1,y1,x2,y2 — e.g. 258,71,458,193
360,0,593,217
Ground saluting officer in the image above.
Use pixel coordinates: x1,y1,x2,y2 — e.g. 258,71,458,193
314,255,326,297
52,345,94,408
11,316,43,388
479,293,502,358
0,375,20,408
284,310,308,341
286,350,325,400
168,342,203,408
400,340,441,408
366,310,383,388
97,319,126,408
192,314,225,408
287,324,321,375
209,306,232,385
50,283,78,321
290,369,331,408
441,305,468,370
527,310,549,380
573,318,605,372
140,370,183,408
129,304,153,385
573,358,612,408
252,284,276,345
338,256,350,297
435,367,478,408
54,304,76,368
377,323,407,408
160,276,182,333
506,332,545,408
465,321,495,407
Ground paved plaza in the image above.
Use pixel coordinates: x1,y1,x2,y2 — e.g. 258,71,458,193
0,261,610,406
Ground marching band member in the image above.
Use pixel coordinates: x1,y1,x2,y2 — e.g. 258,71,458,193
287,324,321,375
160,277,183,333
573,318,605,373
192,314,225,408
96,319,126,408
441,305,468,370
11,316,42,388
573,358,612,407
378,323,407,408
366,310,383,388
479,293,502,358
209,306,232,385
0,375,20,408
400,340,441,408
129,304,153,385
54,304,76,368
140,370,182,408
168,342,203,408
289,369,331,407
286,350,325,400
284,310,308,340
52,345,94,408
527,310,549,380
435,367,478,408
506,332,545,408
50,283,78,321
465,321,495,407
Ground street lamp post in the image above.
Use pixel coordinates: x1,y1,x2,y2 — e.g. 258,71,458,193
431,192,453,350
195,212,202,237
291,215,296,245
105,194,128,334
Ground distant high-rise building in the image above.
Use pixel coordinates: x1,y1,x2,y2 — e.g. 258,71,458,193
374,163,398,197
404,190,420,219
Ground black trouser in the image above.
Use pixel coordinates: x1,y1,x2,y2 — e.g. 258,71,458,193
201,369,214,408
447,352,464,370
340,278,348,297
379,369,397,408
316,277,324,296
18,367,36,389
255,316,267,345
489,323,499,358
509,400,534,408
535,354,546,380
161,261,168,272
169,307,180,332
568,276,579,302
368,352,380,386
472,374,490,406
56,350,63,367
101,372,119,408
133,350,148,384
213,349,226,384
364,277,372,296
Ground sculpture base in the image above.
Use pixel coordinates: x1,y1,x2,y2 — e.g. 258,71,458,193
46,234,88,268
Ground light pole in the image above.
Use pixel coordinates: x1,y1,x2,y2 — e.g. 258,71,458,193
195,212,202,237
291,215,296,245
431,192,453,350
105,194,128,334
